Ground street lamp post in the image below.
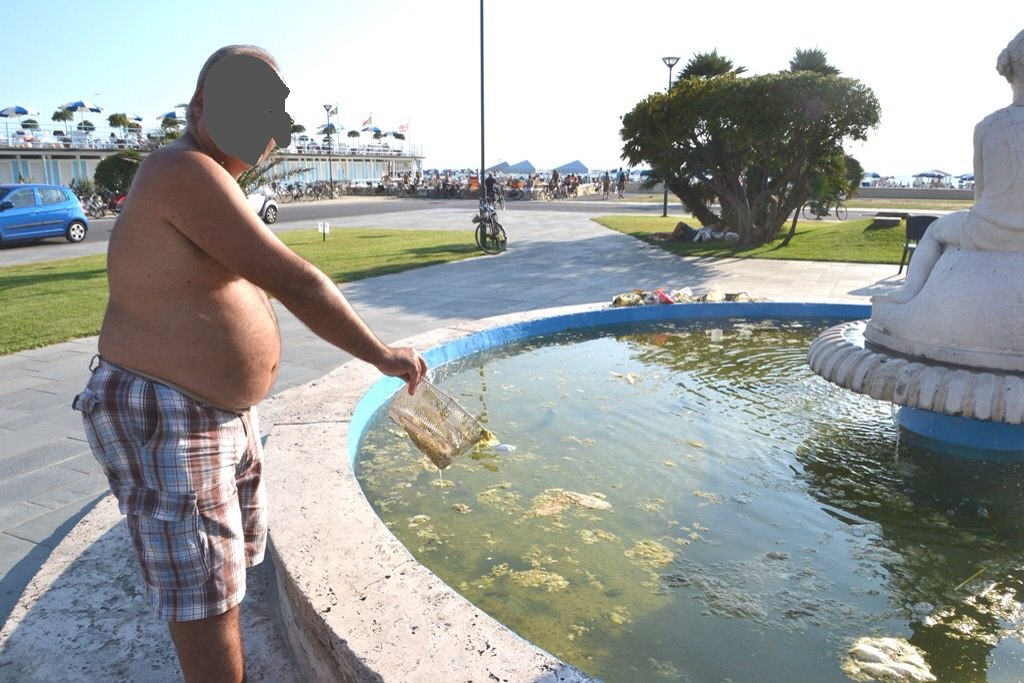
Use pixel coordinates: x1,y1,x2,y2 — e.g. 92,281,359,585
323,103,333,190
661,56,679,218
479,0,486,201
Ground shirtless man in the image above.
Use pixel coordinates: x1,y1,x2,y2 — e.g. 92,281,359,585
73,45,426,683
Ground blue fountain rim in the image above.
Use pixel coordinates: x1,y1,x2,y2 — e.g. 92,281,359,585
346,301,871,465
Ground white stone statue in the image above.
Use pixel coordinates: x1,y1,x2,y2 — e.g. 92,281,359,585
864,28,1024,374
881,29,1024,304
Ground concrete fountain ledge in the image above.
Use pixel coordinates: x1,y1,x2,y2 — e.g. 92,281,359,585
265,299,868,682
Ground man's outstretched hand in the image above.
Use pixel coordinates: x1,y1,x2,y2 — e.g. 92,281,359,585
375,346,428,394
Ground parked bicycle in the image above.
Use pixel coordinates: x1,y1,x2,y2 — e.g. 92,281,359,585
83,193,108,218
473,199,507,254
802,196,849,221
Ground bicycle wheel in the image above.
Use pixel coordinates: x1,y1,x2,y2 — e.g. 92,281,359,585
834,203,848,221
476,220,506,254
802,203,818,221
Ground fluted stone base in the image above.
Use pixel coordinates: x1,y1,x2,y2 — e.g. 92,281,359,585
809,321,1024,424
809,320,1024,451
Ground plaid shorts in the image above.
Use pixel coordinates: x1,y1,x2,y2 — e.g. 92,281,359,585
73,358,267,622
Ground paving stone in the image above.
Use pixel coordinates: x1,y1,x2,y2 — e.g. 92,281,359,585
0,438,91,476
5,494,105,547
0,501,51,530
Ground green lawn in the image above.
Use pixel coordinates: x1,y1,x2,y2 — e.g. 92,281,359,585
0,227,478,356
594,215,911,264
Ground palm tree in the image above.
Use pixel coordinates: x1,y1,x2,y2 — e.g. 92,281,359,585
108,113,130,138
789,48,840,75
78,120,96,133
680,50,746,80
290,123,306,135
236,149,311,195
20,118,39,131
52,109,74,134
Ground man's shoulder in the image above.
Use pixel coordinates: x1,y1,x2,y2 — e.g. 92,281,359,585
143,141,219,176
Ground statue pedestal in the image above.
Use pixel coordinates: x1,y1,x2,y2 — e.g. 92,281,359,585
866,249,1024,372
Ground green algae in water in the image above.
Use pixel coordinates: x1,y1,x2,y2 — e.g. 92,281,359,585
355,320,1024,682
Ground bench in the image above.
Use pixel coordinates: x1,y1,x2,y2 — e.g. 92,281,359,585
872,210,909,227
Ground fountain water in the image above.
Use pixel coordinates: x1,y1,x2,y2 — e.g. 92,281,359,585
810,28,1024,455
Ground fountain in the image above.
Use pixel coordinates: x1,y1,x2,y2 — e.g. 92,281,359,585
809,28,1024,455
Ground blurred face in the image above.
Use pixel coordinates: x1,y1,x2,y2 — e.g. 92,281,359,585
201,53,292,166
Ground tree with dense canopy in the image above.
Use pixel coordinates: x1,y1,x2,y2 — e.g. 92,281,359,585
94,150,142,193
621,48,880,246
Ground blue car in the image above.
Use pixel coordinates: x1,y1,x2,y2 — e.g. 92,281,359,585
0,183,90,243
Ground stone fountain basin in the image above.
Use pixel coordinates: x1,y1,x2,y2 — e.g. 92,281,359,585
264,300,865,681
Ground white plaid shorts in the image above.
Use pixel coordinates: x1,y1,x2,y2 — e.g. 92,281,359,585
74,358,267,621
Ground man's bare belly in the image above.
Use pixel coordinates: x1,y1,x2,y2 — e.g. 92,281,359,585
99,280,280,411
98,216,281,411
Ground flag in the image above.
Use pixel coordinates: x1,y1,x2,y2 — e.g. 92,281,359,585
398,122,408,133
329,105,338,116
362,114,372,126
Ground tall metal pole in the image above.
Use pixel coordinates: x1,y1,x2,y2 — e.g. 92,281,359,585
661,56,679,218
323,103,333,188
479,0,485,201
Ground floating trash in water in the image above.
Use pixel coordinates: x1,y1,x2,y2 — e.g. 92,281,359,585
841,636,936,682
527,489,613,517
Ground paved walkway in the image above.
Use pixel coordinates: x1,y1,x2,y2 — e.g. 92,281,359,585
0,206,901,680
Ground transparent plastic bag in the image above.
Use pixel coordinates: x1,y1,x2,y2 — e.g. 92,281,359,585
388,380,493,469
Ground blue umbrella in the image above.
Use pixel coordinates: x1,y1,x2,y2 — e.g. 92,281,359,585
0,105,35,117
62,100,103,131
361,125,381,133
0,105,37,138
158,110,184,120
62,100,103,114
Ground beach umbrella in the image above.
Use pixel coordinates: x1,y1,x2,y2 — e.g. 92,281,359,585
62,100,103,131
0,105,37,138
62,100,103,120
0,105,35,117
361,125,381,134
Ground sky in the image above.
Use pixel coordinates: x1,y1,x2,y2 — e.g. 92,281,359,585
6,1,1023,177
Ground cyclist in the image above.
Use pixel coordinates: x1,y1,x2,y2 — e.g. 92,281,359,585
548,169,560,197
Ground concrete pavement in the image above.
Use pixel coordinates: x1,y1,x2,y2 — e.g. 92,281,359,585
0,205,901,680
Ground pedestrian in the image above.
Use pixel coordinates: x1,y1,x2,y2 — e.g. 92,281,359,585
72,44,426,683
616,167,626,199
601,170,610,199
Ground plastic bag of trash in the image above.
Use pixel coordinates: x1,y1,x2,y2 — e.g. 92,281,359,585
388,380,494,469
